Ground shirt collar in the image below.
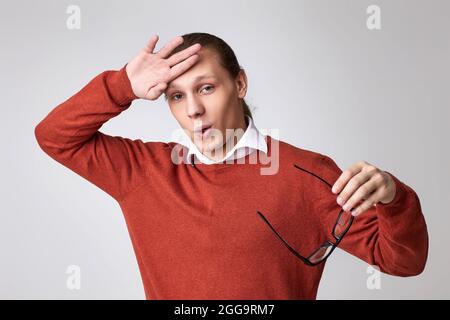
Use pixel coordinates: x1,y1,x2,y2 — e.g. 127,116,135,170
171,115,267,165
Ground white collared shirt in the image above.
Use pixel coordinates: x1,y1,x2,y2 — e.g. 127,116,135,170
172,115,267,165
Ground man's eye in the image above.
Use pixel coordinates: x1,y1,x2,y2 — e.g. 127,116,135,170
171,93,182,101
170,85,214,101
201,85,214,93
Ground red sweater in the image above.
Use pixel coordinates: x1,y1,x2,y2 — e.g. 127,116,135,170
34,65,428,299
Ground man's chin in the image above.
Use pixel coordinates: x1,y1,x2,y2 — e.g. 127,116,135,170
196,141,226,158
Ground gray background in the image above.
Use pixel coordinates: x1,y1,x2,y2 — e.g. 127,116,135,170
1,0,448,299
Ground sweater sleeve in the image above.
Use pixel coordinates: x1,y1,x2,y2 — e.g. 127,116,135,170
34,64,167,201
317,155,429,277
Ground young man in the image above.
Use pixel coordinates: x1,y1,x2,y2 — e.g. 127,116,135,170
35,33,428,299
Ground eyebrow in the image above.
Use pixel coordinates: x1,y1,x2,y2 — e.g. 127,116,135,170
167,74,217,90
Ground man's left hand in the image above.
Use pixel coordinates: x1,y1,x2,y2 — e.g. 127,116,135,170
331,160,397,217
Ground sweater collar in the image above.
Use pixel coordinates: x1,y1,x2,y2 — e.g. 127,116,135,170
172,115,267,165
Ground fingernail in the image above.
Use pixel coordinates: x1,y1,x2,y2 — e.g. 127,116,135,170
337,197,343,205
351,209,358,216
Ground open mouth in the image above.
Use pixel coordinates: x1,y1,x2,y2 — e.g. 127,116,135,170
195,125,213,139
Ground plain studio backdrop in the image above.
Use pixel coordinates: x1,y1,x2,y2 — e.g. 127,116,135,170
1,0,448,299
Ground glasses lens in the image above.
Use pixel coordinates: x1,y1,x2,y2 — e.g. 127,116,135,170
308,243,333,264
334,210,353,239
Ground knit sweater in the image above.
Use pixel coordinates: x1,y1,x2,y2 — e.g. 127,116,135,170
34,64,429,300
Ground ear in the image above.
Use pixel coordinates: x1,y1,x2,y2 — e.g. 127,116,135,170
235,69,248,99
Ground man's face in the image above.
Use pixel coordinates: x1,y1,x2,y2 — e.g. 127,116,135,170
164,48,247,159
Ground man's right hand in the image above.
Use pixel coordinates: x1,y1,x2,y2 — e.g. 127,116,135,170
126,35,201,100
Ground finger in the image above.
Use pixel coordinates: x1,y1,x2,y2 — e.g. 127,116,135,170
145,82,168,100
332,163,368,198
351,187,383,217
342,177,378,213
144,35,159,54
332,161,366,194
337,170,371,208
168,54,200,80
156,36,184,58
166,43,202,67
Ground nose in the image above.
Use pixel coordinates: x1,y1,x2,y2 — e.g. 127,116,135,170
186,95,205,119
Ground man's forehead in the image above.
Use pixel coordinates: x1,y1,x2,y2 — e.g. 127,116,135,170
166,49,223,89
167,56,222,88
168,73,216,87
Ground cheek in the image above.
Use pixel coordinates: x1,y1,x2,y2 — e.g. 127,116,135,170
169,104,183,116
207,90,234,114
168,106,187,127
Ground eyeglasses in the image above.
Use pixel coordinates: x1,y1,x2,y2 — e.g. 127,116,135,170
256,163,354,267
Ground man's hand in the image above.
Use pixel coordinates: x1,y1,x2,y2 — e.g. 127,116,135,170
126,34,202,100
331,160,397,217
